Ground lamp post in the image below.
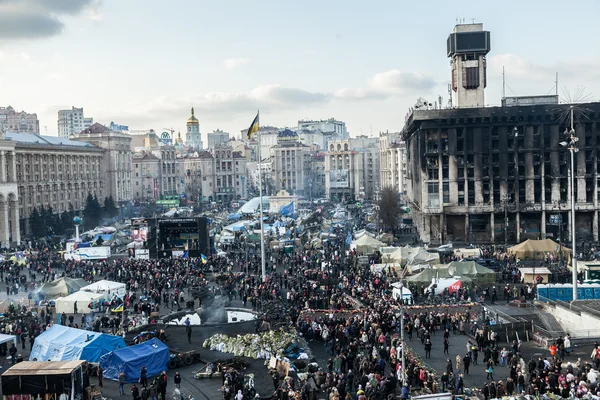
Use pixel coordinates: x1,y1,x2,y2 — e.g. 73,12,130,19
560,106,579,300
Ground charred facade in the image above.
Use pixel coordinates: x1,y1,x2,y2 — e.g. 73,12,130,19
402,102,600,245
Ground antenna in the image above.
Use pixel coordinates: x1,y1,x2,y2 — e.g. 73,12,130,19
502,66,506,99
556,72,559,98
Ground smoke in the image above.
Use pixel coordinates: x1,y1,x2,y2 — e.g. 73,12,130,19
198,295,230,324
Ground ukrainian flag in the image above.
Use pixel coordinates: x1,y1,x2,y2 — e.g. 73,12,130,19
201,254,208,264
247,112,259,140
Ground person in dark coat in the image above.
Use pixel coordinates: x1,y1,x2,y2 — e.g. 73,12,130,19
174,372,181,388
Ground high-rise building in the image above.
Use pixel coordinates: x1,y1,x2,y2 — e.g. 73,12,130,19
57,107,94,138
270,129,312,196
207,129,230,149
212,143,247,202
447,23,491,108
0,106,39,134
325,137,379,201
186,108,203,150
379,131,407,199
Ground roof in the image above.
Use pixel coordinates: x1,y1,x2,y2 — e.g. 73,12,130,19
3,360,85,376
6,132,96,148
518,267,552,275
80,122,111,134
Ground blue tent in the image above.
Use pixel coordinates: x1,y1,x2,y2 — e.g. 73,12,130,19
30,325,126,362
100,338,170,383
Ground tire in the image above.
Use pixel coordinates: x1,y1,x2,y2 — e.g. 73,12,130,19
184,356,192,365
192,354,200,363
168,360,177,369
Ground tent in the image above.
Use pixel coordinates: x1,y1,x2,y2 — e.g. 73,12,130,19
508,239,571,260
386,246,439,267
0,333,17,347
55,291,105,314
81,280,127,298
100,338,170,383
446,261,496,284
351,235,385,253
30,325,125,362
37,277,88,298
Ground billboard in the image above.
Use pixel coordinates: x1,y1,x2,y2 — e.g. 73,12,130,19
109,122,129,132
131,227,148,241
159,131,173,145
330,169,349,188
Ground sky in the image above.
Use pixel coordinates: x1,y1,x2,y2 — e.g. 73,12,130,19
1,0,599,142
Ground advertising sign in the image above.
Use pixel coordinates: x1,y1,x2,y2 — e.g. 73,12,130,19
131,227,148,241
78,246,111,260
135,249,150,260
159,131,173,145
330,169,349,188
109,122,129,132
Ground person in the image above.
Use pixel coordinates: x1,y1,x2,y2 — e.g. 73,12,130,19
139,366,147,387
400,384,409,399
74,300,78,314
186,324,192,344
443,337,449,355
97,365,103,387
131,384,140,400
174,371,181,388
9,343,16,365
118,371,126,395
486,362,494,380
158,371,167,400
424,338,432,359
455,354,462,374
463,353,471,375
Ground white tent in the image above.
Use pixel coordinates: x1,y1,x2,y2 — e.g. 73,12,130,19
55,291,105,314
351,235,385,253
0,333,17,347
81,280,127,298
391,282,413,303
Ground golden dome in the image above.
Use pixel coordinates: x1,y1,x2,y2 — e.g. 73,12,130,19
186,107,199,124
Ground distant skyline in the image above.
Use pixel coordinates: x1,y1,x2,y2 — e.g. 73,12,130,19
1,0,599,142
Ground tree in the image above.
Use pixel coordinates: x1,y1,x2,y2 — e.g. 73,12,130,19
378,186,401,233
83,193,101,229
103,195,118,218
29,207,45,237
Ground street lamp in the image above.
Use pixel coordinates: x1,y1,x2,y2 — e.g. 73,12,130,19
560,106,579,300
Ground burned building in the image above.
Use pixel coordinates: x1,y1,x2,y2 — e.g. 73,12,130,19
402,101,600,245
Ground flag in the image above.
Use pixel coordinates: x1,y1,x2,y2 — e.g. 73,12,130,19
182,251,189,259
201,254,208,264
247,112,259,140
280,202,294,216
345,231,352,246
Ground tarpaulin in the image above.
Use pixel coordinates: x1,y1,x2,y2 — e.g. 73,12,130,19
99,338,170,383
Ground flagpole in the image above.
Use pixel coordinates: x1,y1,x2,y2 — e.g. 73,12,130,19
257,111,267,282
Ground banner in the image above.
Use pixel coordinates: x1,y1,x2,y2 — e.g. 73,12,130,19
330,169,349,188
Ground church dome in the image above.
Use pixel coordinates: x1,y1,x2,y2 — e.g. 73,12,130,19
187,107,199,124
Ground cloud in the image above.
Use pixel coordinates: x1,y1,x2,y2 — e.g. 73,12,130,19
104,84,330,127
224,58,249,70
335,69,437,100
489,53,600,82
0,0,102,39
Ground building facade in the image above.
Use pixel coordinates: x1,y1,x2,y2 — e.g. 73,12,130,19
270,129,311,196
402,102,600,245
212,143,247,202
379,131,407,199
57,107,94,138
8,132,104,239
75,123,132,204
0,106,39,134
325,137,380,201
179,152,215,202
207,129,230,149
298,118,348,141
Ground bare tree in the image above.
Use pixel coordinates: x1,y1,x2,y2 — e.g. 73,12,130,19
378,186,400,232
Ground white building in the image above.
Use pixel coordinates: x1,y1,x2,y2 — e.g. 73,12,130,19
325,137,379,201
298,118,348,140
186,108,203,150
207,129,230,149
58,107,94,138
379,131,407,199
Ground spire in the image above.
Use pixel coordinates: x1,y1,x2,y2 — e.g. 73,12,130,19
187,107,199,124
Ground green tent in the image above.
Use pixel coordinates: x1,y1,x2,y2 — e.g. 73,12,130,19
446,261,496,284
